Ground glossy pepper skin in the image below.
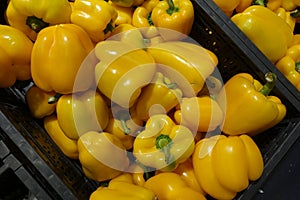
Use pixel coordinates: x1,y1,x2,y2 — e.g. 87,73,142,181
25,85,56,119
132,0,160,28
252,0,283,11
31,23,94,94
213,0,240,16
174,96,224,133
135,72,183,121
151,0,194,35
44,115,79,159
133,114,195,172
56,90,109,140
5,0,72,41
144,172,206,200
192,135,264,200
95,40,156,108
90,179,155,200
0,25,33,88
216,73,286,136
274,7,296,31
77,131,130,182
110,0,144,7
281,0,300,10
231,5,293,63
109,1,134,26
275,44,300,91
71,0,118,43
147,41,218,95
105,105,144,150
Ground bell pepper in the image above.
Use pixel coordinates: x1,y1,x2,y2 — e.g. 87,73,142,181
213,0,241,16
90,178,155,200
135,72,183,121
216,72,287,136
147,41,218,95
56,90,110,140
110,0,144,7
105,105,144,150
274,7,296,31
132,0,160,28
5,0,72,41
281,0,300,10
275,44,300,91
151,0,194,35
25,85,57,119
192,134,264,200
133,114,195,172
174,96,224,133
252,0,283,11
231,5,294,63
94,40,156,108
31,23,94,94
127,162,149,186
77,131,130,182
236,0,253,13
109,1,134,26
71,0,118,43
144,172,206,200
44,115,79,159
172,158,205,195
0,25,33,88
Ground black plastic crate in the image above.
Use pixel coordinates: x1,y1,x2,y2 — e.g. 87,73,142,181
0,0,300,200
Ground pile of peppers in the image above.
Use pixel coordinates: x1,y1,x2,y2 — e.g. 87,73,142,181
213,0,300,91
0,0,290,199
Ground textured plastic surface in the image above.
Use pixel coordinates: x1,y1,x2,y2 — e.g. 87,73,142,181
0,0,300,200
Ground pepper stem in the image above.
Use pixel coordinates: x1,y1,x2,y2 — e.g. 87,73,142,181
26,16,49,33
251,0,268,6
116,110,131,134
48,93,62,104
155,134,173,164
104,20,114,34
147,11,154,26
290,7,300,18
295,62,300,73
166,0,179,15
259,72,277,96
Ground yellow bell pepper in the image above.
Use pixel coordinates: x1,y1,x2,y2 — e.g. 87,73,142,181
109,1,134,26
231,5,294,63
133,114,195,172
174,96,224,133
216,72,286,136
56,90,110,140
25,85,56,119
135,72,183,121
213,0,241,16
281,0,300,10
132,0,160,28
275,44,300,91
5,0,72,41
127,162,148,186
44,114,79,159
110,0,144,7
192,134,264,200
252,0,283,10
172,158,205,195
71,0,118,43
144,172,206,200
0,25,33,88
105,105,144,150
236,0,253,13
274,7,296,31
31,23,94,94
94,40,156,108
90,179,155,200
151,0,194,35
77,131,130,182
147,41,218,95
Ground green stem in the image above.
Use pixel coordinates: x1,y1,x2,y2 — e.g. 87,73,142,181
104,20,114,34
155,134,173,164
166,0,179,15
147,11,154,26
290,7,300,18
26,16,49,33
48,93,62,104
296,62,300,73
116,110,131,135
251,0,268,6
259,72,277,96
